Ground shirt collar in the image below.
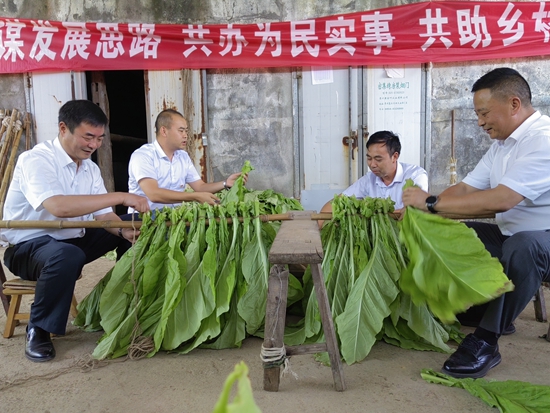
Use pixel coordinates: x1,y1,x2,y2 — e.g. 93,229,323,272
500,111,541,146
375,162,404,187
153,139,169,159
53,137,85,170
153,139,186,160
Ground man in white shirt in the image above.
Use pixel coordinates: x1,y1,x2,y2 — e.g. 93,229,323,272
2,100,149,362
403,67,550,378
320,130,428,218
127,109,245,213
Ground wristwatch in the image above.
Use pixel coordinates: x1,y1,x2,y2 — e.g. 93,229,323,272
425,195,439,213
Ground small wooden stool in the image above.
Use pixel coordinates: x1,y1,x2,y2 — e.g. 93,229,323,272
2,279,78,338
263,211,345,392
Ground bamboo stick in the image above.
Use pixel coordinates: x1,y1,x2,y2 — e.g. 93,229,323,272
0,211,496,231
0,109,8,144
24,112,32,151
0,212,316,231
0,109,18,179
0,118,24,219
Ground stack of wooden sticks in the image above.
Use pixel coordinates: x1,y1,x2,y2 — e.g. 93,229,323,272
0,109,33,220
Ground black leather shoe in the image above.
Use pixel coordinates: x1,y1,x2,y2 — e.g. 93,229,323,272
502,323,516,335
442,333,501,378
25,326,56,362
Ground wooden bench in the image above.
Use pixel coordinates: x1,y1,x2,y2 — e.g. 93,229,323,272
263,211,345,392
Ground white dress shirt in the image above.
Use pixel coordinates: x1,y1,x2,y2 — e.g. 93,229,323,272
128,140,201,212
1,138,111,245
463,111,550,235
342,162,428,209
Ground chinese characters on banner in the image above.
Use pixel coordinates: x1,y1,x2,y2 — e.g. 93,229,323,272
1,1,550,73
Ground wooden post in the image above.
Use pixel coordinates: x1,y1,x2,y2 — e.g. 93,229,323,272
90,72,115,194
263,264,289,391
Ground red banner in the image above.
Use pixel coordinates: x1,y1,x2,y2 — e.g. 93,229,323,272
2,1,550,73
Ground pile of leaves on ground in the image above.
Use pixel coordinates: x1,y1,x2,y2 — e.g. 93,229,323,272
75,169,512,363
422,369,550,413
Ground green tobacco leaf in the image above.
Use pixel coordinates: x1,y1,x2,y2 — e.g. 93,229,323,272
220,161,254,205
153,217,187,353
74,268,113,332
238,200,270,335
335,232,400,365
399,207,514,324
421,369,550,413
201,289,246,350
98,213,158,334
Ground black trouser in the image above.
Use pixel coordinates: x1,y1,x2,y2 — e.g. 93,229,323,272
3,229,130,335
460,222,550,335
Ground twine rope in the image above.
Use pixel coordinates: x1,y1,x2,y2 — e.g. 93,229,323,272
259,265,298,380
126,213,154,359
449,157,457,185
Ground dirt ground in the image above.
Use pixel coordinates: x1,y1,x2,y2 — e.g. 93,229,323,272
1,247,550,413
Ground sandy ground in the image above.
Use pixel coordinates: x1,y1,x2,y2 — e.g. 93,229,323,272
1,247,550,413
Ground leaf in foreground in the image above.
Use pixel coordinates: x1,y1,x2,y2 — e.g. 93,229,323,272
212,361,262,413
421,369,550,413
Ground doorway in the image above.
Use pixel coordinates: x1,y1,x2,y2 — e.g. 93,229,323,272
86,70,148,215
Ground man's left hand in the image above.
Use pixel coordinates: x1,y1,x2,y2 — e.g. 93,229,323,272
402,187,430,211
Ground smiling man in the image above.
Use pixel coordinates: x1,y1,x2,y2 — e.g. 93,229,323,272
1,100,150,362
319,130,428,218
403,67,550,378
127,109,245,213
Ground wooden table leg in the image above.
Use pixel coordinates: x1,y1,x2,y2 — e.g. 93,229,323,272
263,264,289,392
311,263,346,391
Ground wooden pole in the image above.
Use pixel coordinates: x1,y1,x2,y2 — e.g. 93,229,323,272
450,110,457,185
24,112,32,151
91,72,115,194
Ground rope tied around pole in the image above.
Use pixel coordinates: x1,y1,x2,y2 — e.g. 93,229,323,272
260,345,298,380
12,119,22,132
126,214,155,359
260,264,298,380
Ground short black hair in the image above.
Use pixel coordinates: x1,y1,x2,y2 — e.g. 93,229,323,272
471,67,532,105
366,130,401,157
155,109,185,135
58,100,108,133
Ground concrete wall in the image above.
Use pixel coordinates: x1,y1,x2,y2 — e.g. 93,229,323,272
0,74,25,111
2,0,550,198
